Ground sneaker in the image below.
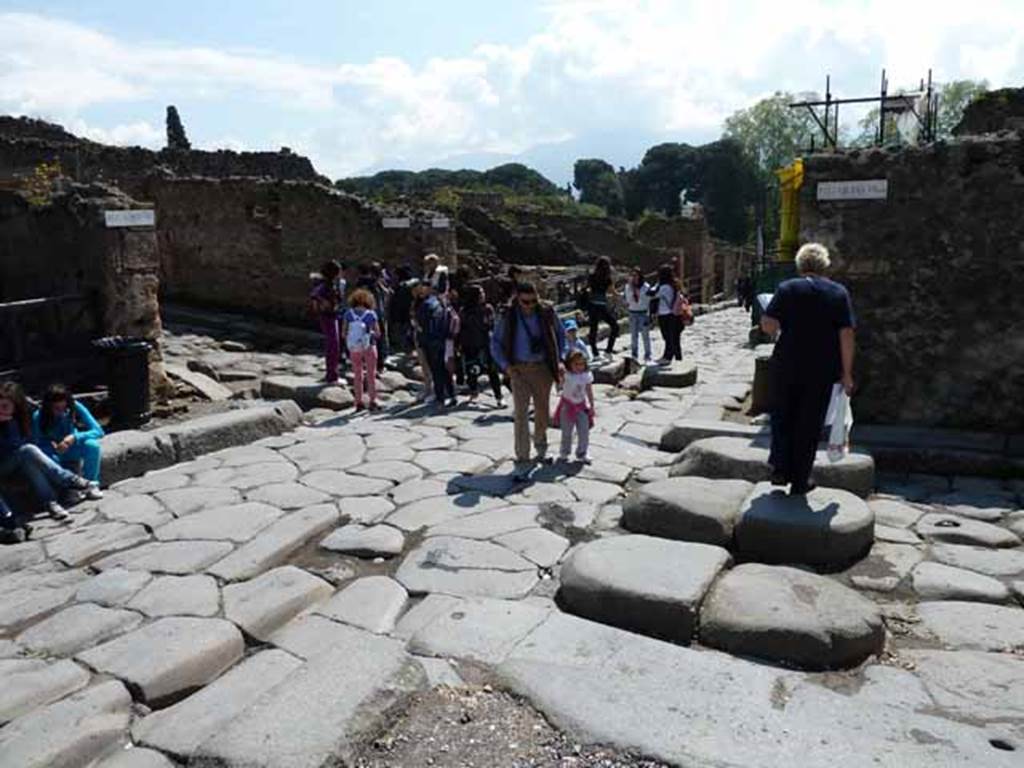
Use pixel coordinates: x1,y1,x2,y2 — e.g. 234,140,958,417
84,482,104,501
0,527,27,544
558,453,570,462
69,475,91,492
576,454,592,464
47,501,69,521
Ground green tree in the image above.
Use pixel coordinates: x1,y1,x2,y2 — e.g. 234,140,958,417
634,143,697,216
573,158,624,216
936,79,989,137
165,105,191,151
723,92,817,181
688,139,758,243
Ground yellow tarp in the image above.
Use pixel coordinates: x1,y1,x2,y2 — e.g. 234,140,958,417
776,159,803,262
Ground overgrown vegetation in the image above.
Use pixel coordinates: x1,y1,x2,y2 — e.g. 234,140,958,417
336,163,562,200
24,160,62,207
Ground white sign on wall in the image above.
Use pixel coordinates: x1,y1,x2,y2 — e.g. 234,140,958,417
104,209,156,228
381,217,411,229
817,179,888,201
431,217,450,229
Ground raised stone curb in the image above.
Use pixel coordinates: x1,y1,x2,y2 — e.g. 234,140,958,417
659,419,766,454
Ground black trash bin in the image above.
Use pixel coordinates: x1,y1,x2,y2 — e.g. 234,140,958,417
92,336,151,426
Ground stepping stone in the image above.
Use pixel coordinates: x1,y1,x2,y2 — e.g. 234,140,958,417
261,375,354,411
349,461,424,484
699,563,884,670
641,360,697,389
911,562,1009,603
903,649,1024,721
320,524,406,558
247,481,331,509
559,535,731,643
78,617,244,707
127,574,221,618
17,603,144,656
154,501,285,543
417,450,492,475
396,536,538,599
208,504,339,582
733,483,874,568
916,513,1020,548
847,543,923,593
192,630,419,768
155,486,242,517
408,597,552,664
929,543,1024,578
494,528,570,568
98,495,172,527
133,649,302,757
0,658,90,724
914,601,1024,651
223,566,333,640
336,496,395,524
426,505,540,540
315,576,409,634
300,470,394,497
96,746,177,768
387,494,504,531
868,498,925,529
0,681,132,768
96,540,234,575
622,477,753,546
44,522,151,567
671,436,875,497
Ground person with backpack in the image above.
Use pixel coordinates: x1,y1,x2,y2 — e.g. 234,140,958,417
342,288,381,412
32,383,105,497
490,281,568,479
655,264,684,363
415,284,457,408
309,260,343,384
356,262,391,374
459,285,503,407
586,256,618,358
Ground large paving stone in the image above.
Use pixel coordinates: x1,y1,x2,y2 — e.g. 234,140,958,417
133,649,303,757
733,483,874,568
127,574,221,618
396,536,538,599
196,461,299,490
916,513,1021,548
77,617,245,707
95,540,234,575
392,594,464,640
17,603,144,656
281,435,366,472
495,527,570,568
409,597,552,664
671,436,875,497
496,612,1018,768
349,460,424,484
112,470,190,496
223,566,333,640
559,535,731,643
300,470,394,498
902,649,1024,721
0,658,90,724
416,450,492,475
564,477,623,505
386,493,504,531
315,576,409,634
44,522,151,567
388,478,449,506
336,496,395,524
76,569,153,607
261,376,354,410
622,477,753,546
208,503,339,581
426,504,541,540
0,540,46,572
929,542,1024,578
699,563,884,670
154,501,285,542
914,601,1024,651
0,570,89,632
867,498,926,528
0,680,132,768
320,524,406,557
192,630,423,768
96,747,177,768
268,613,369,660
247,481,331,509
155,486,243,517
846,542,924,593
910,561,1010,603
97,495,173,527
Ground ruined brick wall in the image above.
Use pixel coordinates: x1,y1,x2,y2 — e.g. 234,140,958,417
633,215,716,301
799,133,1024,432
146,178,457,324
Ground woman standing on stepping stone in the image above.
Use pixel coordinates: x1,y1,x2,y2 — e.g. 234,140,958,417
761,242,856,495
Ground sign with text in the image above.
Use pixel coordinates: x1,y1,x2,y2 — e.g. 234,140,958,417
381,217,411,229
104,209,156,228
431,217,450,229
817,179,888,201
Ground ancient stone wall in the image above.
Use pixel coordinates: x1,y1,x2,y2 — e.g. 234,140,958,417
633,215,717,302
145,177,457,324
799,133,1024,432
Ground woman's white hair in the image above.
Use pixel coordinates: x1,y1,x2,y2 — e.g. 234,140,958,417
795,243,831,274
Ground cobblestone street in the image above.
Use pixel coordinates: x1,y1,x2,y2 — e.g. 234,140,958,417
1,307,1022,768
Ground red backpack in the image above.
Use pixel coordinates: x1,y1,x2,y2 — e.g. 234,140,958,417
673,290,694,326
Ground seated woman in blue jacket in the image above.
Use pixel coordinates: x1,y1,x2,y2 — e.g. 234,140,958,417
33,384,105,499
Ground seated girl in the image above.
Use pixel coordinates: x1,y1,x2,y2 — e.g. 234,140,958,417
32,384,105,500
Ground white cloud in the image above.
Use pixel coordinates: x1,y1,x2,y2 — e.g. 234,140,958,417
1,3,1022,180
70,119,162,147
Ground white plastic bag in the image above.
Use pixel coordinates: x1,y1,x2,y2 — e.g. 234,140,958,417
825,383,853,462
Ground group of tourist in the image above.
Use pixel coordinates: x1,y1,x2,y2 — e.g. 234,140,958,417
1,381,106,539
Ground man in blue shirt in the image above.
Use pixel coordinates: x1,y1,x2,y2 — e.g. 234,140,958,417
491,282,568,478
761,242,856,495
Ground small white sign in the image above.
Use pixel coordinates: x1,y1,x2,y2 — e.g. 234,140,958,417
104,209,156,228
381,217,411,229
431,217,450,229
817,179,888,201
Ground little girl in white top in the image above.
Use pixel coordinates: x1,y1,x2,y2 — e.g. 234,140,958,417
554,350,596,463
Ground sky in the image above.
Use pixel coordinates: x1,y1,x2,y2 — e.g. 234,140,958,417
1,0,1022,186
